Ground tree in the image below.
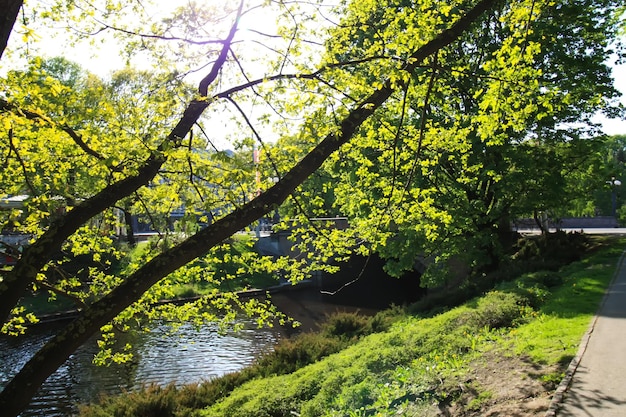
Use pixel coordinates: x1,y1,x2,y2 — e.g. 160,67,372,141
0,0,21,60
0,0,502,415
283,0,624,280
563,134,626,219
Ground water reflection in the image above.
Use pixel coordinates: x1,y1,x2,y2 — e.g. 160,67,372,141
0,320,281,417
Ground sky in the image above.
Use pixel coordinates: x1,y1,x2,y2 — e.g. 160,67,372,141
5,1,626,137
61,45,626,138
52,23,626,139
593,60,626,135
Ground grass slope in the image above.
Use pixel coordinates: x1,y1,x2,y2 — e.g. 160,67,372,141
197,238,625,417
80,236,625,417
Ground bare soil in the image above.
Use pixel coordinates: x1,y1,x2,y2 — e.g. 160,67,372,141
440,350,561,417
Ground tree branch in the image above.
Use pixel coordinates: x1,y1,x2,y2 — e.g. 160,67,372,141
0,0,22,60
0,99,106,160
0,1,501,414
36,278,87,310
213,55,397,99
79,21,228,46
198,0,244,96
224,95,282,178
0,2,243,325
7,128,36,195
402,53,439,200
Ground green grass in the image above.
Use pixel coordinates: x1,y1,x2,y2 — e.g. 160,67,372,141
18,292,78,316
197,293,520,417
502,238,624,365
79,235,626,417
197,237,625,417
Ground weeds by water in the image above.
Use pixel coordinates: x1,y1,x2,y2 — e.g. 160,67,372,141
78,309,402,417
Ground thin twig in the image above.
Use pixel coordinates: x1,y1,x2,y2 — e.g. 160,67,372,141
402,52,439,200
224,96,282,179
186,130,205,203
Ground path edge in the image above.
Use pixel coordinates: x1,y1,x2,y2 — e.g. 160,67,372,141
544,248,626,417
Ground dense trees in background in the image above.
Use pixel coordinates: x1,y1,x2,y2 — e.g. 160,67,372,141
0,0,624,415
577,134,626,220
276,0,624,278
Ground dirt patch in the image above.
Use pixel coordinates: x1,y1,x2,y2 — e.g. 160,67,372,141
440,349,560,417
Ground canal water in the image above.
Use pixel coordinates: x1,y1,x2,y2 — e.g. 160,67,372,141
0,289,382,417
0,264,402,417
0,319,282,416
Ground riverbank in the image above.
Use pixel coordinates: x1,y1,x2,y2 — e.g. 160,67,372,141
78,234,626,416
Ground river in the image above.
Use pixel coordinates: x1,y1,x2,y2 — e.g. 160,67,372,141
0,289,380,417
0,318,282,417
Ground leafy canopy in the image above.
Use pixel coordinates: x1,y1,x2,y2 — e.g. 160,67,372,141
0,0,624,415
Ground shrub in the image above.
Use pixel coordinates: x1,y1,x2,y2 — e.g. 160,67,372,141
319,311,372,339
513,231,593,267
407,285,480,317
456,291,529,330
253,331,346,376
79,384,178,417
496,271,558,308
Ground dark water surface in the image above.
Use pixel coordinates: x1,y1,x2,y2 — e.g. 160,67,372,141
0,319,281,416
0,288,383,416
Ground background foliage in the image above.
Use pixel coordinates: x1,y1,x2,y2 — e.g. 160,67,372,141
0,0,624,414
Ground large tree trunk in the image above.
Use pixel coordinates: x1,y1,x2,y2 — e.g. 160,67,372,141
0,0,21,60
0,0,499,414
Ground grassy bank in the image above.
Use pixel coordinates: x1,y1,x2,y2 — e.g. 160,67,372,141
80,235,625,417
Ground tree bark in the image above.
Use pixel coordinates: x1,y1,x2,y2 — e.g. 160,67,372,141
0,0,500,414
0,0,22,60
122,207,137,247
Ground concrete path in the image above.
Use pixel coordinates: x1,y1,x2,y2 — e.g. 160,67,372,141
552,251,626,416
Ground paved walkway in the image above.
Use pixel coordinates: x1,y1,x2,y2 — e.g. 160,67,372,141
551,250,626,416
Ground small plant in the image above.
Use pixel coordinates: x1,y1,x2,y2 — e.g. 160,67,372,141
320,311,371,339
456,291,529,330
540,372,565,390
254,331,346,376
467,390,493,411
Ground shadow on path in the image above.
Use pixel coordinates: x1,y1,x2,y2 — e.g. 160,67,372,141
551,250,626,417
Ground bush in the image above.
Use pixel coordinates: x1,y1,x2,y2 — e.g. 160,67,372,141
406,283,481,318
319,311,372,339
79,384,178,417
253,310,401,377
495,270,563,308
513,231,593,267
456,291,529,330
254,332,346,376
